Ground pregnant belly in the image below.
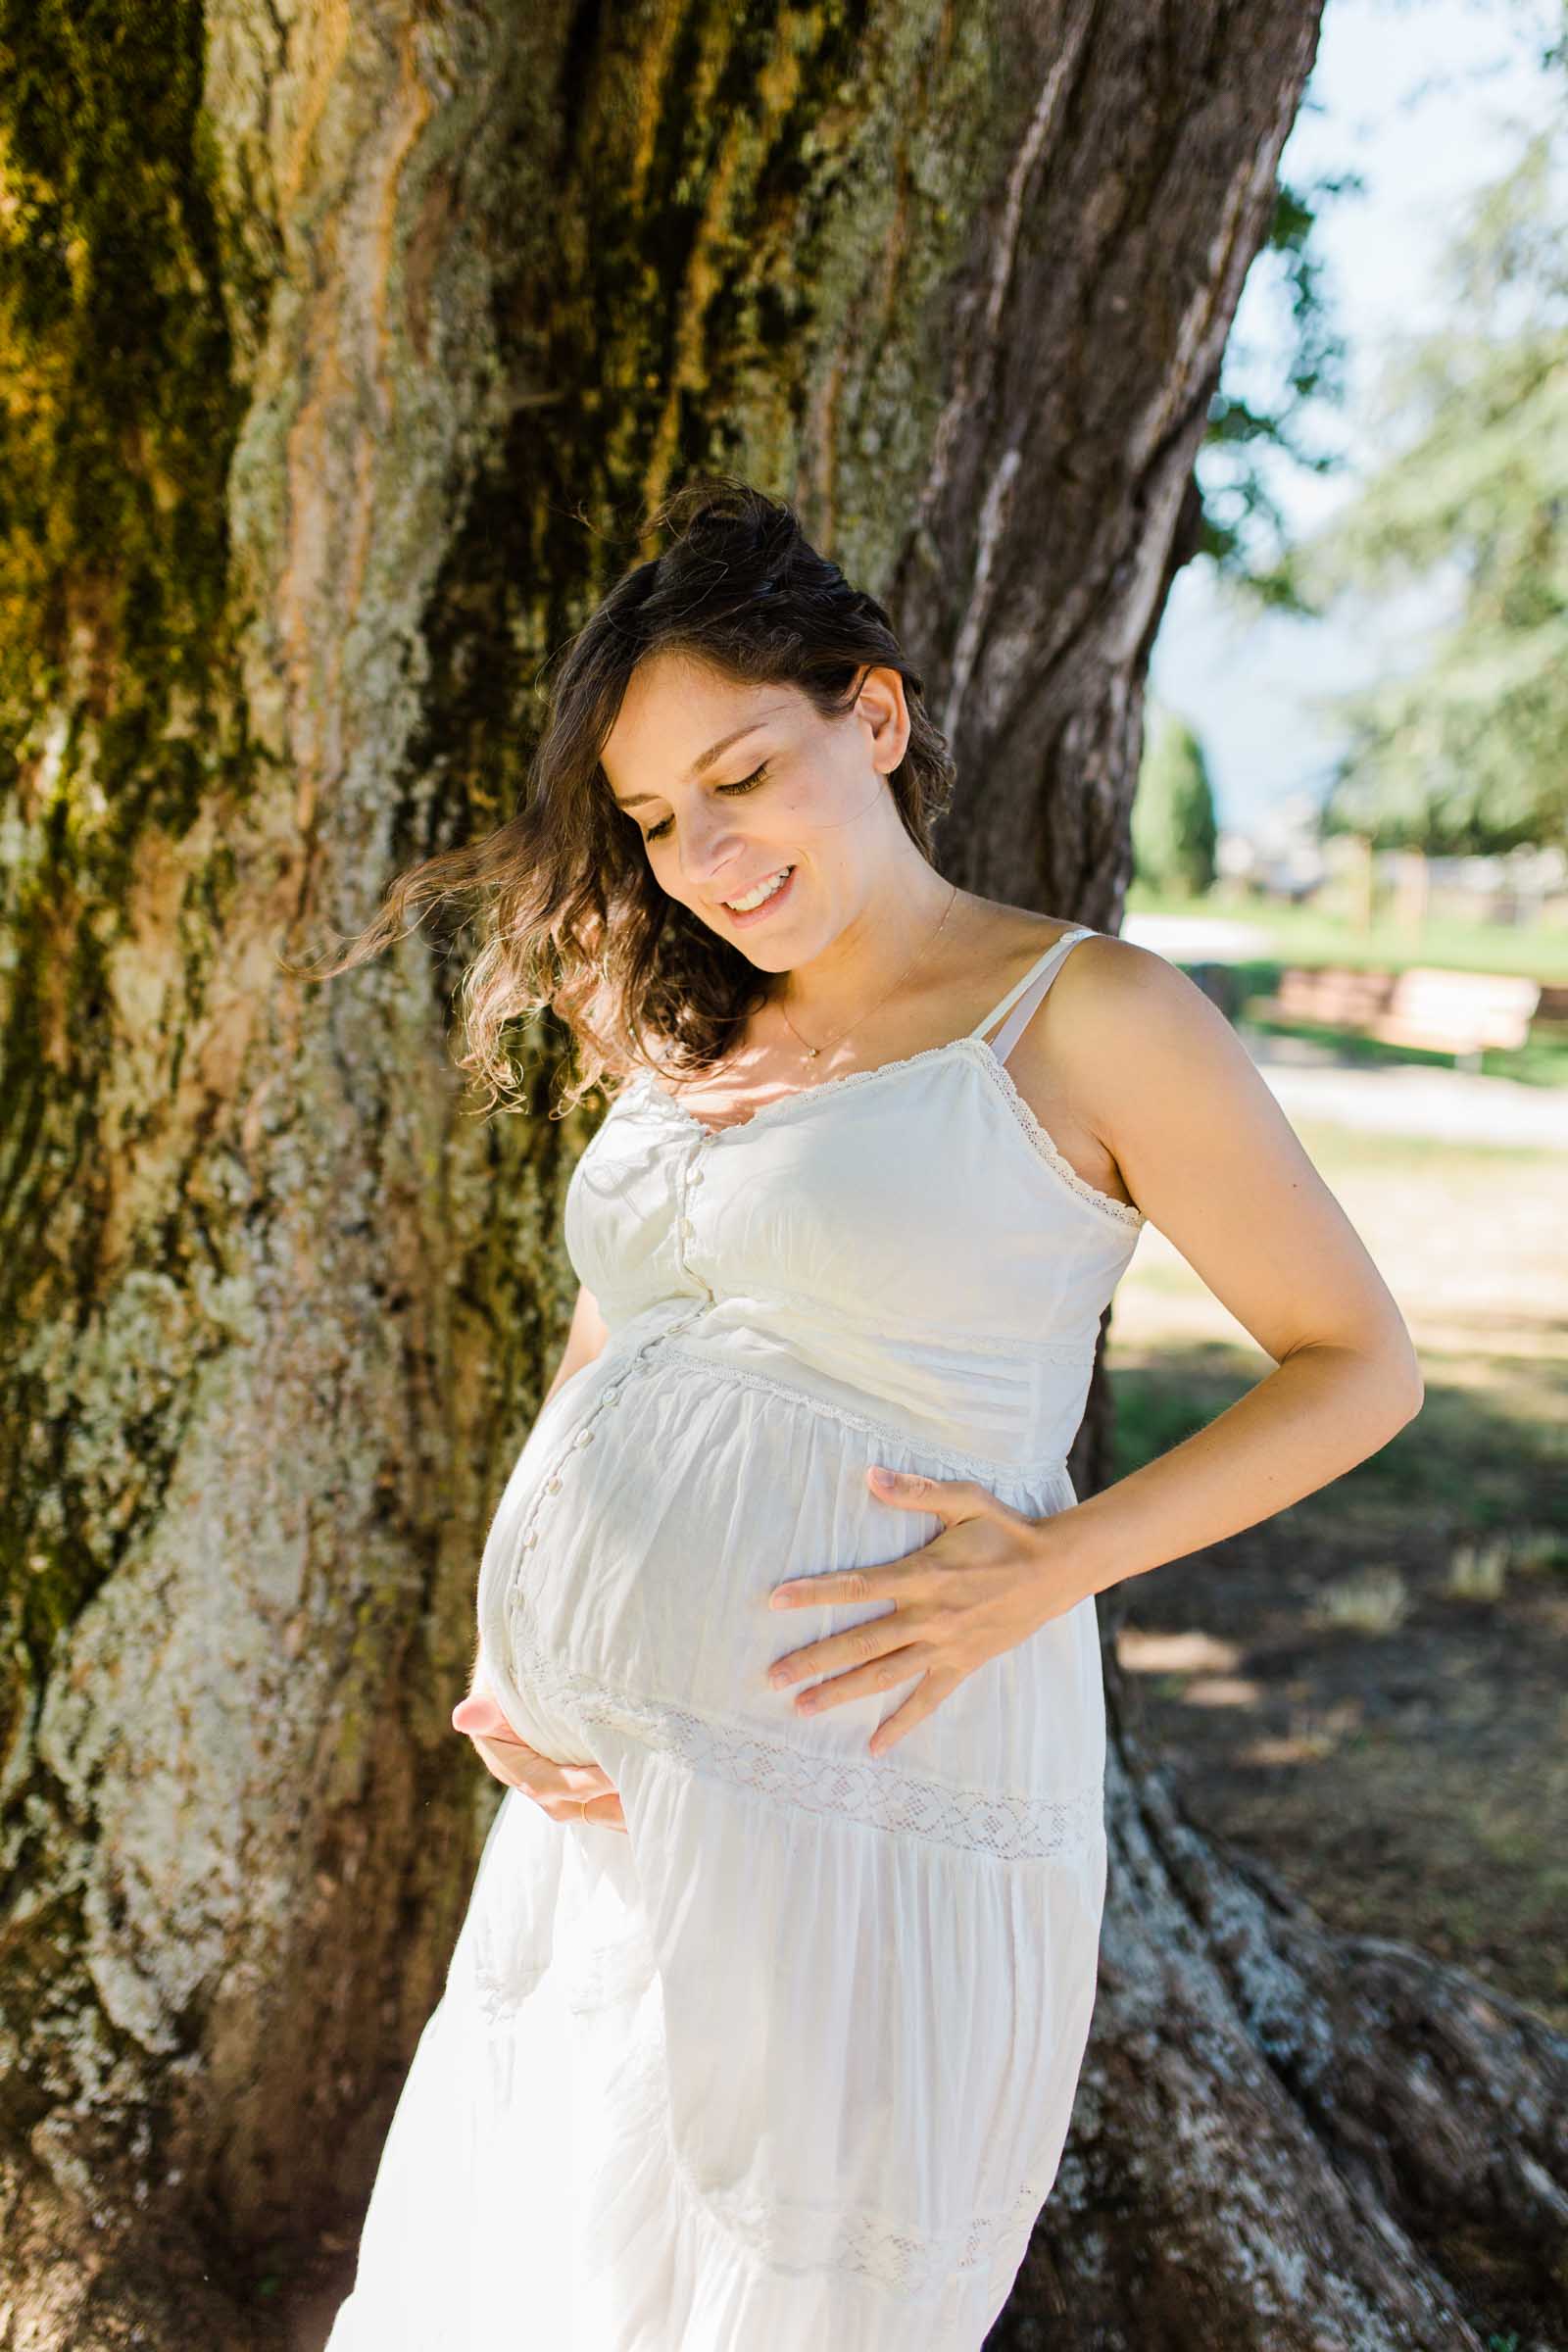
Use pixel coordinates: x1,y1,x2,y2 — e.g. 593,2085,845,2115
474,1345,1102,1805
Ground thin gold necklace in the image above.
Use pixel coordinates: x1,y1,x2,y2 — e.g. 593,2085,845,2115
773,882,961,1063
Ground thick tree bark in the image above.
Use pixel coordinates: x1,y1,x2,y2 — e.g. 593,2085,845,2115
3,2,1561,2346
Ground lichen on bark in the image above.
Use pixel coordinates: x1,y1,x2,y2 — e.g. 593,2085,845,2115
1,0,246,1752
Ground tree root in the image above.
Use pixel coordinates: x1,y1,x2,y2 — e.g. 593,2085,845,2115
987,1679,1568,2350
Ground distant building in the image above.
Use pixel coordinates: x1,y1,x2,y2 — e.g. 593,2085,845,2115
1215,815,1567,928
1217,792,1328,902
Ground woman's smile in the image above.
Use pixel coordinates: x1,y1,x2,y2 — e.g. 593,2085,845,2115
719,862,798,925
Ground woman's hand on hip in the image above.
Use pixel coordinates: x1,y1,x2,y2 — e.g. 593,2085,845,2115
763,1465,1086,1757
451,1690,626,1832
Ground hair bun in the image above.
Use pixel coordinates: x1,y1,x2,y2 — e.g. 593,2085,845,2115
651,474,798,567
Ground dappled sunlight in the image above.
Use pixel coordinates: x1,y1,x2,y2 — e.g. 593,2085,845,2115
1115,1627,1243,1676
1106,1117,1567,1365
1114,1631,1264,1710
1104,1319,1565,2022
1182,1674,1266,1708
1238,1732,1340,1767
1234,1697,1369,1770
1103,951,1565,2031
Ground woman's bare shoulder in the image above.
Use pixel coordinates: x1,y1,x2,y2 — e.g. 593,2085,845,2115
1024,927,1213,1084
950,899,1097,992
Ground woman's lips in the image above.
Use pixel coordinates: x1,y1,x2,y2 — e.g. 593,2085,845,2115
721,864,797,926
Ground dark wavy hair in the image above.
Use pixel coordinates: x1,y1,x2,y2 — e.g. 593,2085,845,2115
297,473,957,1120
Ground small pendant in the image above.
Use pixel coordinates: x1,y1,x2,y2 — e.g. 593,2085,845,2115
805,1047,819,1059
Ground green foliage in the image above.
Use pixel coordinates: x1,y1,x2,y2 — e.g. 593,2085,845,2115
1290,125,1568,854
1133,706,1219,897
1195,159,1361,593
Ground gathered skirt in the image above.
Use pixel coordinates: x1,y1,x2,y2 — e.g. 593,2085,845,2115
325,1335,1108,2350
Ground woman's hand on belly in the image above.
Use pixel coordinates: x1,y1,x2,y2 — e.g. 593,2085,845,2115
451,1690,627,1833
764,1464,1080,1757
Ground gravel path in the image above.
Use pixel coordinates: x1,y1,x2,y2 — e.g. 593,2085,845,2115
1251,1050,1568,1150
1118,913,1567,1151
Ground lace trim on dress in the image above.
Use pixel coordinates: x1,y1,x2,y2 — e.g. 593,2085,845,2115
559,1931,657,2017
505,1604,1105,1866
623,1038,1145,1230
626,1035,969,1139
667,2128,1050,2299
469,1951,548,2026
972,1042,1145,1228
468,1915,655,2028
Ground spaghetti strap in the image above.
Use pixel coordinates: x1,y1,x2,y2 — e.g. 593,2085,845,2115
968,927,1096,1062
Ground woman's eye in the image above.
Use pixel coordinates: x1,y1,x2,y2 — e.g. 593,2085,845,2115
642,762,769,844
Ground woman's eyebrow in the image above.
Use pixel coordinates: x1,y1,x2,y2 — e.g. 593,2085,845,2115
612,711,787,808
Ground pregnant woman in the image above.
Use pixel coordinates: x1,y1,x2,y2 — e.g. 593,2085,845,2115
321,478,1423,2349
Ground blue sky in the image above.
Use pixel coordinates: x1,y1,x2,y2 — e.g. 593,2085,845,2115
1148,0,1563,835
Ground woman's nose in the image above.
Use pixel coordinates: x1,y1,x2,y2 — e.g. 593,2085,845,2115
682,814,749,888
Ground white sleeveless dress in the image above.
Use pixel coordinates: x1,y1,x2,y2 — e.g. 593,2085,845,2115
324,924,1145,2352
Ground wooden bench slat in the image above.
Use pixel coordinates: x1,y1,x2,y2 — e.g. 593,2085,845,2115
1244,963,1542,1059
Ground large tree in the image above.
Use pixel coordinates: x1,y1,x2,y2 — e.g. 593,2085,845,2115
3,4,1563,2347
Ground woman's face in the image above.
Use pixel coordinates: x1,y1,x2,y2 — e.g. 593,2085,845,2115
598,653,911,966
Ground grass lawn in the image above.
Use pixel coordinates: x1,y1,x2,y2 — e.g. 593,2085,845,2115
1104,1118,1568,2031
1125,882,1568,983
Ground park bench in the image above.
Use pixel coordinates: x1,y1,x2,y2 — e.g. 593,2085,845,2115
1246,964,1542,1073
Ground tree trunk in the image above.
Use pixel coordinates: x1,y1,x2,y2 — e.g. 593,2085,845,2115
3,2,1561,2346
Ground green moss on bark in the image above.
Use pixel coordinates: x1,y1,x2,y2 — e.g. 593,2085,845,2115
0,0,246,1698
0,0,242,755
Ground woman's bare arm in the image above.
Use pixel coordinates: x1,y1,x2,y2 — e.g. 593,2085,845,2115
540,1280,612,1407
1027,937,1424,1599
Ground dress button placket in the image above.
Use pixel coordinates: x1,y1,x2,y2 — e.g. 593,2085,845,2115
674,1131,715,1302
